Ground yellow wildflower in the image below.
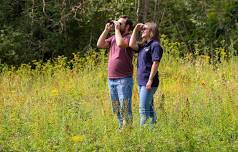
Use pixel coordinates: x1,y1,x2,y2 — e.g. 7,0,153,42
51,89,59,96
200,80,206,86
71,135,85,142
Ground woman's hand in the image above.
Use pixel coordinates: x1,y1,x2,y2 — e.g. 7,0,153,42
146,79,153,90
135,23,144,32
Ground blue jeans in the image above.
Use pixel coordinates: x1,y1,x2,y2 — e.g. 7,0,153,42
138,86,158,126
108,77,133,128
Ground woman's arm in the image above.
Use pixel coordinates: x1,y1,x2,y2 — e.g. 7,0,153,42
129,23,143,51
146,61,159,90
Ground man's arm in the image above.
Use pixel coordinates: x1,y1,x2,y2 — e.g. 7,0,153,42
114,22,129,48
97,23,112,49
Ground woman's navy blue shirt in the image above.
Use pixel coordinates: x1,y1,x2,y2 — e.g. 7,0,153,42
137,39,163,87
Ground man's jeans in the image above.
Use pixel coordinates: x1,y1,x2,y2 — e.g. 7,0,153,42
108,77,133,128
138,86,158,126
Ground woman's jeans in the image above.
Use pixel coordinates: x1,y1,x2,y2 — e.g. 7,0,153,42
138,86,158,126
108,77,133,128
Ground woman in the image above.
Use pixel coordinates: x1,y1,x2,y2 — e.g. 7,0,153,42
129,22,163,126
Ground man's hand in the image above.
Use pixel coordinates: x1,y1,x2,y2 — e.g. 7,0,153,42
113,21,121,31
105,22,113,32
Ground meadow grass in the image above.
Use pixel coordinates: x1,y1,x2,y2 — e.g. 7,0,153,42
0,50,238,151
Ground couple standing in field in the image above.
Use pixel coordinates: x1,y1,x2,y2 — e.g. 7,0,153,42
97,15,163,129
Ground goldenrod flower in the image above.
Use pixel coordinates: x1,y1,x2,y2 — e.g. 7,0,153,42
71,135,85,142
200,80,206,86
51,89,59,96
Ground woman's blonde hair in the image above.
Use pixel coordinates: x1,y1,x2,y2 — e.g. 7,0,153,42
146,22,160,42
139,22,160,46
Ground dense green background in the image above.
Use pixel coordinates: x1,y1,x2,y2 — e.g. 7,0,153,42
0,0,237,65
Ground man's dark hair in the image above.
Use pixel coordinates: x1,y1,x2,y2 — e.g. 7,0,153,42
120,15,133,31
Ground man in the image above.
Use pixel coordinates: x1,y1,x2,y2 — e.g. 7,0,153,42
97,15,134,129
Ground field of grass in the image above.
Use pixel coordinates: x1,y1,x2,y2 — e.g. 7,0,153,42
0,50,238,151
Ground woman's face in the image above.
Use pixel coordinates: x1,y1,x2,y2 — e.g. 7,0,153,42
141,25,151,40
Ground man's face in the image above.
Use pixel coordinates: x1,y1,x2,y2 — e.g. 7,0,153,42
117,18,127,33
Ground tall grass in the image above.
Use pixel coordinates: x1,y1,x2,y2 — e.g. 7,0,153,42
0,48,237,151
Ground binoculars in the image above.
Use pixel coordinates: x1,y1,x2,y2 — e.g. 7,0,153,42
107,20,122,26
107,20,114,25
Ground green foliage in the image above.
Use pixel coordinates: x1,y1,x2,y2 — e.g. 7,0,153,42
0,0,237,65
0,27,30,65
158,0,238,57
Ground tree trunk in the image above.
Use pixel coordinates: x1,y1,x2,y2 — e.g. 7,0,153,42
137,0,143,22
153,0,160,23
137,0,150,23
143,0,148,22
